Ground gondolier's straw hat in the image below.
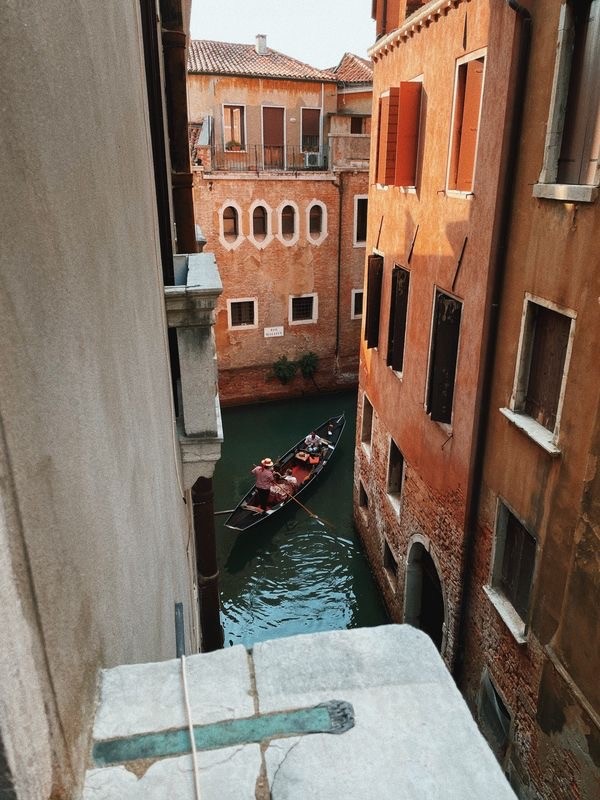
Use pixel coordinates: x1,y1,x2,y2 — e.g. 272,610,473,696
261,458,274,468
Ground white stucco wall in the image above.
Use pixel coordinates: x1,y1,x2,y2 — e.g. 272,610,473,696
0,2,196,796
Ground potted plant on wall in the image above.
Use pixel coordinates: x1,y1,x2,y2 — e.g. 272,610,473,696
225,140,242,151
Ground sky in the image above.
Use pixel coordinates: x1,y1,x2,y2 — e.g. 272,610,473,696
190,0,376,69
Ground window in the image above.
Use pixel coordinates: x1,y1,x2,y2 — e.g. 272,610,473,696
502,297,575,451
227,299,257,330
281,205,295,239
351,116,365,134
223,105,245,150
492,503,536,623
427,291,462,424
387,266,410,373
222,206,239,241
361,395,373,447
536,0,600,196
289,293,317,324
383,539,398,584
447,55,485,192
387,440,404,500
309,205,322,235
351,289,363,320
252,206,267,240
354,196,368,245
359,481,369,509
301,108,320,152
478,670,511,764
376,82,423,187
364,254,383,348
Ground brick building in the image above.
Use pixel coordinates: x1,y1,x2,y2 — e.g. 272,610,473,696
188,38,372,405
356,1,599,798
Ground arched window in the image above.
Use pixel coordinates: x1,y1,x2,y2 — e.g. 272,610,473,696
252,206,267,240
223,206,239,242
309,205,322,237
281,205,295,240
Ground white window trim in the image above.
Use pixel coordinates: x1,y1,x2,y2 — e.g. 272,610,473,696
385,439,405,516
288,292,318,325
218,200,244,251
226,297,258,331
306,200,328,245
351,288,363,320
222,103,247,152
501,293,576,454
276,200,300,246
300,106,322,153
247,200,273,250
484,499,537,645
445,48,487,197
534,0,600,200
353,195,368,247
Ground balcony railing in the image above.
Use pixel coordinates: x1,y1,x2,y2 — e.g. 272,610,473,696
207,143,330,173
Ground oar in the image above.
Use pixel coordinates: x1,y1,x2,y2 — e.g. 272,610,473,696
287,493,333,529
214,509,234,516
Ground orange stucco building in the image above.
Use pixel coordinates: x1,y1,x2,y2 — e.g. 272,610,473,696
188,40,372,404
357,1,599,798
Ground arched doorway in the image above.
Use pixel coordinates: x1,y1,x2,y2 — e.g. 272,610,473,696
404,541,445,651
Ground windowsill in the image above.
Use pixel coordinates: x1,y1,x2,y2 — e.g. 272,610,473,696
353,242,367,248
483,585,527,645
532,183,598,203
499,408,561,456
289,319,317,326
361,441,372,459
228,325,258,332
386,493,402,516
445,189,475,199
384,569,398,593
389,366,403,380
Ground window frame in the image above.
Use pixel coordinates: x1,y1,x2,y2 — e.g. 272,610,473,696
248,200,273,249
386,438,405,515
485,499,537,642
364,253,384,348
219,201,243,250
222,104,247,151
534,0,600,201
446,50,487,196
353,195,368,246
386,264,410,374
425,288,463,426
276,201,299,246
306,200,327,245
226,298,258,331
361,394,374,453
289,292,318,325
351,288,364,320
301,107,321,153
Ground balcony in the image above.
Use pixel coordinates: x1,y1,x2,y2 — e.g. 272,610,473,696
197,143,330,174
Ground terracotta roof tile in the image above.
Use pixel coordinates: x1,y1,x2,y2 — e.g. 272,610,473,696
332,52,373,84
188,40,337,82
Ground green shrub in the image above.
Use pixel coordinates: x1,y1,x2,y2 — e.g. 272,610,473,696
272,356,297,385
297,351,319,379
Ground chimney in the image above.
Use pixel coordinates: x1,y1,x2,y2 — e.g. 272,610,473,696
255,34,267,55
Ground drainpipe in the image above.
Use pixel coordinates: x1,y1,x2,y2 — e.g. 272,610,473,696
334,171,344,364
192,477,224,651
454,0,532,682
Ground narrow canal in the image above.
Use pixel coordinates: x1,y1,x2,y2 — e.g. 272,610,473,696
213,390,388,648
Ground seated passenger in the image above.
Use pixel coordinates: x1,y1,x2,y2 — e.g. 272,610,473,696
304,431,326,453
281,468,298,495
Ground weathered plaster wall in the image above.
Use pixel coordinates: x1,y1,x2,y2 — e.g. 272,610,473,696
0,2,196,796
354,0,516,666
460,2,600,796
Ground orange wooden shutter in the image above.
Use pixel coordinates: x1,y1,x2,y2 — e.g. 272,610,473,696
376,95,390,184
455,58,484,191
395,82,422,186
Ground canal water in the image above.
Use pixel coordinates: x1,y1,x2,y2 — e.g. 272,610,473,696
213,390,388,648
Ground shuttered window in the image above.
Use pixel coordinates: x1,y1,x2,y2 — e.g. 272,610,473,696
365,254,384,348
386,266,410,372
395,82,422,187
376,89,399,185
496,507,536,621
427,291,462,424
557,0,600,184
301,108,321,152
448,57,485,192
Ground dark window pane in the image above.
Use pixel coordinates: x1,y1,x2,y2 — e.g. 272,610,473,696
302,108,320,151
292,296,314,321
353,291,363,317
281,205,295,237
499,511,536,620
309,205,322,234
365,254,383,348
351,116,364,134
231,301,254,326
253,206,267,237
387,266,410,372
427,292,462,423
356,198,368,242
223,206,238,239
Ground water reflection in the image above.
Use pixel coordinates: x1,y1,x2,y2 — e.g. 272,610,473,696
213,391,388,648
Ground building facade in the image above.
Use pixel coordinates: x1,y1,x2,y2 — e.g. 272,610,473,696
188,39,372,405
357,1,600,798
0,1,223,797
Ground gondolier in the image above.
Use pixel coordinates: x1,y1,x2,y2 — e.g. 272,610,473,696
251,458,276,512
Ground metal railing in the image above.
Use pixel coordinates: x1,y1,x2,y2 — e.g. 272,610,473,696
208,143,330,173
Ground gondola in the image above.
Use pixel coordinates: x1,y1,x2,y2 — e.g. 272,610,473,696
224,414,345,531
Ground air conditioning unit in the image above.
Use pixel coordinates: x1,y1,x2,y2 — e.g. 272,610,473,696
304,151,322,168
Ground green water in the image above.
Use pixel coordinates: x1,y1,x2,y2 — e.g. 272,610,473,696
213,390,388,648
